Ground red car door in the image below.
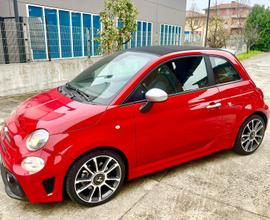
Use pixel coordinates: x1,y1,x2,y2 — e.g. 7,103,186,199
123,56,223,167
208,56,253,149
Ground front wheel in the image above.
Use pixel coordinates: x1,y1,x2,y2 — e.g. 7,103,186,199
234,115,266,155
66,150,126,206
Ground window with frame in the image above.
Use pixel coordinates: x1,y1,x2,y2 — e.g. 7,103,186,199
124,56,209,104
210,56,241,84
160,24,181,46
28,5,101,60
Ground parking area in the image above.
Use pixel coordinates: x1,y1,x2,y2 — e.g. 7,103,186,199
0,53,270,220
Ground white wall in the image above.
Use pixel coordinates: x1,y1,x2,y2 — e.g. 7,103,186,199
0,57,99,97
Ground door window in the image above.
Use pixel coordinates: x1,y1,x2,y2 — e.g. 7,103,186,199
171,56,209,91
124,56,209,104
210,56,241,84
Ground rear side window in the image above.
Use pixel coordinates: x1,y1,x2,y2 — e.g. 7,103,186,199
210,56,241,84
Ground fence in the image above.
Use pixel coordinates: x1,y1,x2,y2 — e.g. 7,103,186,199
227,36,247,54
0,16,101,64
0,17,27,64
0,17,184,64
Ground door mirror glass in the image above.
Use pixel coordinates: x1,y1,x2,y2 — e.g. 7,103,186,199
145,88,168,103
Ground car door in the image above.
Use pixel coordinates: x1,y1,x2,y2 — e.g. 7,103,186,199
123,55,223,167
208,56,251,148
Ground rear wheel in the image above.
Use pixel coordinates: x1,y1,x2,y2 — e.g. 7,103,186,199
66,150,125,206
234,115,266,155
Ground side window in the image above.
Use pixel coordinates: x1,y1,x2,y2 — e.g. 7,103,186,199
172,56,209,91
124,56,209,104
210,56,241,84
124,84,147,103
124,62,180,103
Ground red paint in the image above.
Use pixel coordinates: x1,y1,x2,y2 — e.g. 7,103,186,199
0,49,268,203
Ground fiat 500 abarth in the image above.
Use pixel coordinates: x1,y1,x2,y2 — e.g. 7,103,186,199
0,46,268,206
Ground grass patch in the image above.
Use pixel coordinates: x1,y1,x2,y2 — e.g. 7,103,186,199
237,50,262,60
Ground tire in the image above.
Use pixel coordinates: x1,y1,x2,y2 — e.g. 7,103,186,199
66,149,126,207
234,115,266,155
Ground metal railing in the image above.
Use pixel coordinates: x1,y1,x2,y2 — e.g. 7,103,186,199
0,17,27,64
0,17,102,64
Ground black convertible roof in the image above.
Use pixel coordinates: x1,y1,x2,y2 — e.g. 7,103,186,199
127,45,210,56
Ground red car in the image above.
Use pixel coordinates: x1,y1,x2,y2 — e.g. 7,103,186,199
0,46,268,206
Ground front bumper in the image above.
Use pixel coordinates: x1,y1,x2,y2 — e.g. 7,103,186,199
0,163,26,200
0,128,72,203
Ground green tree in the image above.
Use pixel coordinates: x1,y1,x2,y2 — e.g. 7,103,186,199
245,5,270,51
99,0,138,54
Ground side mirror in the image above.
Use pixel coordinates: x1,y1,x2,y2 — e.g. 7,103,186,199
145,88,168,102
140,88,168,113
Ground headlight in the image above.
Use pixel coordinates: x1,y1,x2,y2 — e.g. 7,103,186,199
21,157,45,174
26,129,49,151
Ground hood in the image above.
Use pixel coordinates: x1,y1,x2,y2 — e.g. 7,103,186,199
7,88,107,135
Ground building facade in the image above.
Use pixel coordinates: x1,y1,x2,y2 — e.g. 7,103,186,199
184,1,251,47
0,0,186,63
205,1,251,35
184,10,206,46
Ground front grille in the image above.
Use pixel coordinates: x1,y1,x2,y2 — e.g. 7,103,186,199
0,164,26,200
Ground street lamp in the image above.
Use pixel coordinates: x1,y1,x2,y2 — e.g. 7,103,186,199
204,0,211,47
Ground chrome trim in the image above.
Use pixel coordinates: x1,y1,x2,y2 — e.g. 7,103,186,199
206,103,221,109
3,127,10,143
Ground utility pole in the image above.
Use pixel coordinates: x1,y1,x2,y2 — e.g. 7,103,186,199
204,0,211,47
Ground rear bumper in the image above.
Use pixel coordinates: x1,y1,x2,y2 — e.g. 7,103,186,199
0,163,27,201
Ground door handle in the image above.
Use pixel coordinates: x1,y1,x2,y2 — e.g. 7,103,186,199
206,103,221,109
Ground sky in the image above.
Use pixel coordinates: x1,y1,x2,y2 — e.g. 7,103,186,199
186,0,270,11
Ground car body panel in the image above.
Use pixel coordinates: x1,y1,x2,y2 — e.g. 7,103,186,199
131,87,222,167
12,88,107,135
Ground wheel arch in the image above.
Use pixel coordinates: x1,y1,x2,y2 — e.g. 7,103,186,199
248,111,268,126
62,146,129,199
233,110,268,148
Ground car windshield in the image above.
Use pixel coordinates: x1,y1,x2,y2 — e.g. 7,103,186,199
69,51,157,105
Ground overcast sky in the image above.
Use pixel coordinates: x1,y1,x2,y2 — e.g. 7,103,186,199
186,0,270,11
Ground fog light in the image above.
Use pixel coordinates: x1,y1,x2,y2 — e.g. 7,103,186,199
21,157,45,174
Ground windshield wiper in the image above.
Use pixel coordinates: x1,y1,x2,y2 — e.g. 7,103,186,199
65,83,92,102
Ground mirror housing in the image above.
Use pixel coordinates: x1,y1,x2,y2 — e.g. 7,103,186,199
145,88,168,103
140,88,168,113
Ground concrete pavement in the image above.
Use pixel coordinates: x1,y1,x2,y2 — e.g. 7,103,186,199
0,53,270,220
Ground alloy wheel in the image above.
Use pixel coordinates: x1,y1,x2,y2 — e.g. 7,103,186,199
74,155,122,204
241,118,265,153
